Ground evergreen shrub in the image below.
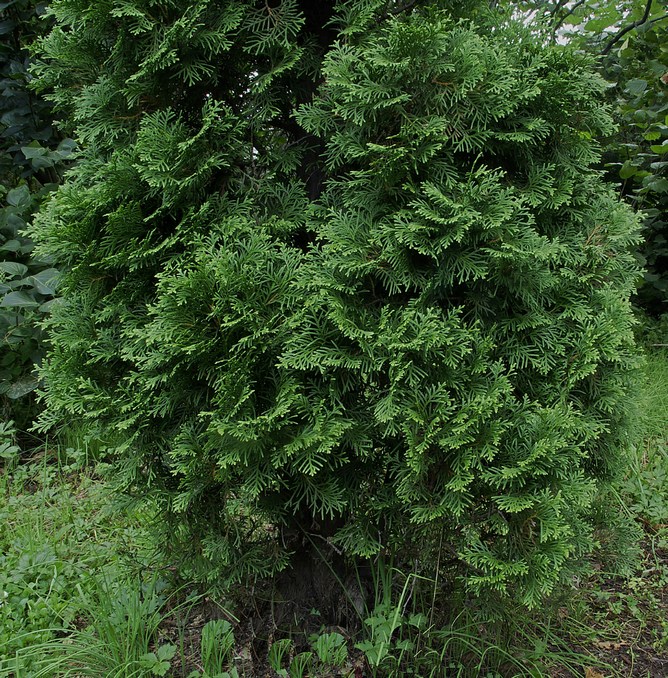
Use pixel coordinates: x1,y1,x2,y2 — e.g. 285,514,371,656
31,0,641,607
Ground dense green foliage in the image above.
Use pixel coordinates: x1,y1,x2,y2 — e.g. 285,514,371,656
517,0,668,314
31,0,641,608
601,11,668,315
0,0,73,427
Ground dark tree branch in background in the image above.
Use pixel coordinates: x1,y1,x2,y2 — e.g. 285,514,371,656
602,0,653,55
552,0,571,16
552,0,587,35
377,0,419,22
648,12,668,26
391,0,419,14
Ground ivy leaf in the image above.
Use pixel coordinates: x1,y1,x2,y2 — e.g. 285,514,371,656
6,185,31,209
6,375,39,399
650,142,668,155
625,79,648,96
0,19,16,36
28,268,61,295
1,291,40,308
55,138,78,159
38,298,61,312
21,142,48,159
619,161,637,179
0,240,22,252
646,178,668,193
0,262,28,277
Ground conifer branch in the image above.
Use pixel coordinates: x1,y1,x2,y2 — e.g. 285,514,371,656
30,0,644,607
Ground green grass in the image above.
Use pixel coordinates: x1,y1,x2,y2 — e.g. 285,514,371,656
569,346,668,675
18,576,186,678
0,434,169,676
622,348,668,529
542,345,668,677
639,349,668,438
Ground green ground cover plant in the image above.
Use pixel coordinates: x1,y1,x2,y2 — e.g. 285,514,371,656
0,428,163,676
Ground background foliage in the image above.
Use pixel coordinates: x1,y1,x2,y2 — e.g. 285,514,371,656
0,0,73,430
516,0,668,315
